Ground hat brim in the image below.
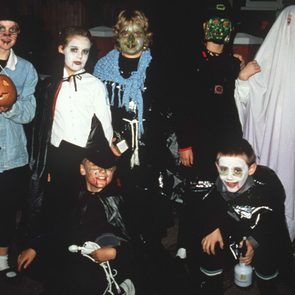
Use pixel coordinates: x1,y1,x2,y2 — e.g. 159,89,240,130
84,147,118,169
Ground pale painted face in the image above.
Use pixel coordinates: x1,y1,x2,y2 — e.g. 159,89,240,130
217,156,249,193
0,21,19,53
81,160,116,193
119,23,145,57
59,36,91,75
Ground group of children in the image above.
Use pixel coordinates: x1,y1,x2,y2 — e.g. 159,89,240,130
1,2,295,295
0,7,173,295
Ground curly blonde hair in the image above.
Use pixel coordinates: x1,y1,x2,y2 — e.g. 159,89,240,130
113,9,152,51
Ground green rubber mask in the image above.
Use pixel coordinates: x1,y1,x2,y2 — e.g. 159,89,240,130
204,17,232,44
118,23,145,56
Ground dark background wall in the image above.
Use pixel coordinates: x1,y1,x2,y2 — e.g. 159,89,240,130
5,0,295,74
8,0,207,75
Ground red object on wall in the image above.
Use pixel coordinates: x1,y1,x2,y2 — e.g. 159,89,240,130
233,32,263,64
89,26,115,59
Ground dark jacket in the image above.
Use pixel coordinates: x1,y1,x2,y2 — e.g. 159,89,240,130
29,74,61,191
94,52,169,183
24,181,131,253
178,166,291,261
22,182,133,295
174,45,242,180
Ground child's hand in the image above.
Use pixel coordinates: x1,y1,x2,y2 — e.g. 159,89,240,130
239,239,254,265
110,143,122,157
179,149,194,167
201,228,224,255
0,106,11,113
17,248,37,271
238,60,261,81
90,247,117,263
233,53,246,71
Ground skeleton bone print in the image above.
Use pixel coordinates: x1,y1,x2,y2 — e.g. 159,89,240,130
230,205,272,229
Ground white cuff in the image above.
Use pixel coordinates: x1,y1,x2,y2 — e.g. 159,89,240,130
176,248,187,259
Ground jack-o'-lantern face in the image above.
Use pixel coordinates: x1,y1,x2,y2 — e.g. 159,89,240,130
0,74,17,107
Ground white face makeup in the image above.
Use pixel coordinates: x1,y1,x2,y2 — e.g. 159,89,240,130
217,156,249,193
119,23,145,57
60,36,91,75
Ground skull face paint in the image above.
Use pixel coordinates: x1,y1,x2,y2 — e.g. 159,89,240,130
118,23,145,57
60,36,91,75
204,17,232,44
217,156,249,193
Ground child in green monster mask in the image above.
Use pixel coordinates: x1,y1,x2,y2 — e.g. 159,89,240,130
93,9,176,294
174,0,243,182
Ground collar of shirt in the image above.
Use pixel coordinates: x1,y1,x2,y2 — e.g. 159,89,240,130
216,176,254,201
62,68,87,79
62,68,87,91
5,49,17,71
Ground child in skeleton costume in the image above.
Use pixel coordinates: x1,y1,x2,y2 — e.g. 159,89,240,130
174,0,242,182
177,139,295,295
28,26,113,233
0,9,38,279
93,10,171,248
18,142,136,295
234,5,295,243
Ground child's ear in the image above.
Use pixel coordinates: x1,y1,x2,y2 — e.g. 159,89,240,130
248,163,257,176
215,161,219,171
80,164,86,176
58,45,64,54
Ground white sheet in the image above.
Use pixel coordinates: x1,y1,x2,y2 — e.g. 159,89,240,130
237,5,295,241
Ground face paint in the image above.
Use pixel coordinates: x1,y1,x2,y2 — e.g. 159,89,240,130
83,161,115,192
118,23,145,57
217,156,249,193
0,21,19,52
62,36,90,75
204,17,232,44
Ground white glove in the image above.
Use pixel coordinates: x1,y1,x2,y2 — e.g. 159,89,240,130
68,241,100,255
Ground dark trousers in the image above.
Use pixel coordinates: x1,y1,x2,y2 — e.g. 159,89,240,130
200,239,279,279
0,165,29,246
42,141,84,231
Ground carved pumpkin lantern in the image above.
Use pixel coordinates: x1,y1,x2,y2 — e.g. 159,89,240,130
0,74,17,108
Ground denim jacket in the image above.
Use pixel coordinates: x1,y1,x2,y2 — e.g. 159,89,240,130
0,49,38,172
